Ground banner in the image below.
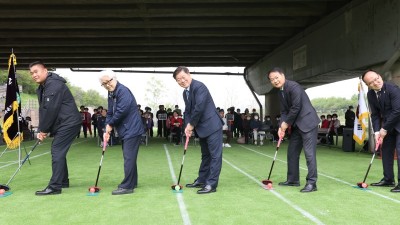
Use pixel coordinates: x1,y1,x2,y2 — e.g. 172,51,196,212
3,53,23,149
353,79,369,145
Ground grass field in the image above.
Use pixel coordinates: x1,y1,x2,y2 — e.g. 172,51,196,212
0,136,399,225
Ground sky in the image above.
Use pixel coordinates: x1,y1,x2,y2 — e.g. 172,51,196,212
55,67,360,110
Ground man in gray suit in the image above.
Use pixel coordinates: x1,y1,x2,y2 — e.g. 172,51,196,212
173,66,223,194
362,70,400,192
268,67,320,192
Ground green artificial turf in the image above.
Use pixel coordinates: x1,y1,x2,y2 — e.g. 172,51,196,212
1,137,399,225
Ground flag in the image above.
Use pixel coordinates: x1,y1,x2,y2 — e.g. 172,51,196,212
353,79,369,145
3,53,23,149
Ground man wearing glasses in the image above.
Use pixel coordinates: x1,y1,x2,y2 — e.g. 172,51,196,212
268,67,320,193
30,61,81,195
362,70,400,192
100,70,145,195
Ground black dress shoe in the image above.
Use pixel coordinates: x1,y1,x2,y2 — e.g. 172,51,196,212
197,185,216,194
390,185,400,192
35,187,61,196
112,187,134,195
300,184,317,193
371,179,395,187
278,181,300,186
186,180,205,188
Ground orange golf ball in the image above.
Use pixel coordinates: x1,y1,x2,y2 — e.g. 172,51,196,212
267,183,273,189
361,183,367,188
0,189,5,195
89,187,95,193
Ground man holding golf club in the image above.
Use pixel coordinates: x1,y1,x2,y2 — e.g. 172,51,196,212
362,70,400,192
29,61,81,196
173,66,223,194
268,67,320,192
100,70,145,195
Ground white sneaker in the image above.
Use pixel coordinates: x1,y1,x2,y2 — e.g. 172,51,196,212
224,143,231,147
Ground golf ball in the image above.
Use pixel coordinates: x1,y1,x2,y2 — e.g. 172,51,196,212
267,183,273,189
0,189,5,195
361,183,367,188
89,187,95,193
175,185,180,191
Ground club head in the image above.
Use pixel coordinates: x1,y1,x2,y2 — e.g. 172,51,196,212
262,180,272,185
88,186,101,193
0,184,10,191
357,182,368,188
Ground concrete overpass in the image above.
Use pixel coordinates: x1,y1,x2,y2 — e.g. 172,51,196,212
246,0,400,117
0,0,399,118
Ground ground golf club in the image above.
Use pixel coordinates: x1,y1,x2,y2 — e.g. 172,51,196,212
357,138,381,188
261,138,282,187
171,136,190,191
0,140,40,191
88,139,107,193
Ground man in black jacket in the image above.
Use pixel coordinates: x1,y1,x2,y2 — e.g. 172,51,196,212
30,61,81,196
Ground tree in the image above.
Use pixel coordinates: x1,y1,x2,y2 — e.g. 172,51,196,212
144,76,165,110
69,86,107,108
311,95,358,119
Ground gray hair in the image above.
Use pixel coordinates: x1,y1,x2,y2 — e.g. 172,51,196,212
99,69,117,82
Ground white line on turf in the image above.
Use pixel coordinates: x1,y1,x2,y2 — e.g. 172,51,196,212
240,145,400,204
0,140,87,170
0,152,50,169
223,158,325,225
164,144,192,225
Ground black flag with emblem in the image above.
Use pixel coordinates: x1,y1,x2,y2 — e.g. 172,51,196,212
3,53,23,149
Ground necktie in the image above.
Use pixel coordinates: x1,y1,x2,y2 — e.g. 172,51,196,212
377,91,382,102
280,90,285,99
186,89,189,100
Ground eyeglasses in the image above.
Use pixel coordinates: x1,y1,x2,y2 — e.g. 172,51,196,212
101,78,113,87
367,75,380,86
269,76,280,82
175,76,186,82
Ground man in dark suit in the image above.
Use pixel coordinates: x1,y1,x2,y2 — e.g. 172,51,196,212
362,70,400,192
101,70,145,195
173,66,223,194
30,61,81,196
268,67,320,192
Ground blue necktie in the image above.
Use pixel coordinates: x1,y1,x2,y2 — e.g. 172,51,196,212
186,89,189,100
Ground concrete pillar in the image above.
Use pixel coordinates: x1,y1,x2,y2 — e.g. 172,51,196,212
264,91,281,126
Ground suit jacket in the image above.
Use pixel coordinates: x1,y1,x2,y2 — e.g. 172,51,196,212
279,80,320,132
106,82,145,140
183,79,223,138
368,82,400,133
